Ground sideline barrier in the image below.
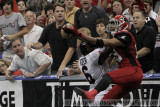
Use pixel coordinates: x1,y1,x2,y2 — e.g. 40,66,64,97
0,74,160,107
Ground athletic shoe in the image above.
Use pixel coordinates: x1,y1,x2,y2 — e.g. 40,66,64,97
74,87,98,100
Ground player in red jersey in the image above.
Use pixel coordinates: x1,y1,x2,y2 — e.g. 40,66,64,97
62,15,143,104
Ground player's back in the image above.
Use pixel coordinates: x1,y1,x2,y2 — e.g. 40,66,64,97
79,48,109,89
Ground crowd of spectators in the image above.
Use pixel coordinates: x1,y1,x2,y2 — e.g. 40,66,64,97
0,0,160,78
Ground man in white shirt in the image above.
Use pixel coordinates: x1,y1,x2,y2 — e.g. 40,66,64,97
5,37,52,80
24,11,43,46
142,0,157,20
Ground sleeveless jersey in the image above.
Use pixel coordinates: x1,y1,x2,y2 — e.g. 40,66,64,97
114,31,141,68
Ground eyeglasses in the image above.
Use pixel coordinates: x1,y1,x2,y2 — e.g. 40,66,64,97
0,64,5,68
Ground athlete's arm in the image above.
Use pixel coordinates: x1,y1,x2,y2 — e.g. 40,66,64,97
98,46,113,65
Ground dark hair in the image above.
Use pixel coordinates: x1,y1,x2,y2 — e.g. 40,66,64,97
111,0,126,17
96,18,108,27
45,4,54,14
142,0,153,6
1,0,13,10
53,3,65,12
134,10,146,18
17,0,26,6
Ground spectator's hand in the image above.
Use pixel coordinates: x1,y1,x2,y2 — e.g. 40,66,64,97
5,35,15,41
25,72,35,77
27,42,33,50
73,60,79,68
57,65,65,77
156,15,160,27
5,70,14,81
67,68,76,76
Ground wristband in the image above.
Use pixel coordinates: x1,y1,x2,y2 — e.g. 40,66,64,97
78,33,85,38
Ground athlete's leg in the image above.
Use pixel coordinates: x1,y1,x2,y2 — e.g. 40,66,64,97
74,66,143,101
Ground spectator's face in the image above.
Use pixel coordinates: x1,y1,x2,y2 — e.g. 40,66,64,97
18,1,26,12
112,1,123,15
47,9,54,17
0,61,7,74
64,0,75,9
80,0,92,9
54,6,65,22
36,15,45,28
25,11,36,25
132,12,145,30
48,17,55,24
12,40,25,58
125,0,135,8
3,3,12,14
96,23,106,37
144,2,152,14
132,5,139,13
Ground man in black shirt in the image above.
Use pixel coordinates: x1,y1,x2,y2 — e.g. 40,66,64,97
27,3,77,75
74,0,109,37
132,10,156,73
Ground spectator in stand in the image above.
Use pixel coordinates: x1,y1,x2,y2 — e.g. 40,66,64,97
17,0,27,16
123,0,135,24
26,0,48,15
142,0,157,20
27,3,77,75
0,59,23,75
74,0,109,37
64,0,79,25
5,37,52,80
154,0,160,14
153,14,160,73
98,0,113,17
44,3,54,17
130,1,158,34
110,0,126,18
24,11,43,46
0,0,18,16
46,16,55,26
43,3,56,26
132,10,156,73
0,0,27,62
36,14,46,28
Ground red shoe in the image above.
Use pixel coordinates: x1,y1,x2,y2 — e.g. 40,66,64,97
74,87,98,100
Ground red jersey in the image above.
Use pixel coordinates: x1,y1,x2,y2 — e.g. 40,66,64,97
114,31,141,68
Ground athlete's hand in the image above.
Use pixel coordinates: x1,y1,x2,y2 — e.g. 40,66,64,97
62,27,84,38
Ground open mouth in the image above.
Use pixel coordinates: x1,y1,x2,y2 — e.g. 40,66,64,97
83,3,88,5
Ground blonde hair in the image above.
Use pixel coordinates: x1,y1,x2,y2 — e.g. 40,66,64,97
46,16,55,26
78,27,91,37
0,59,11,67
